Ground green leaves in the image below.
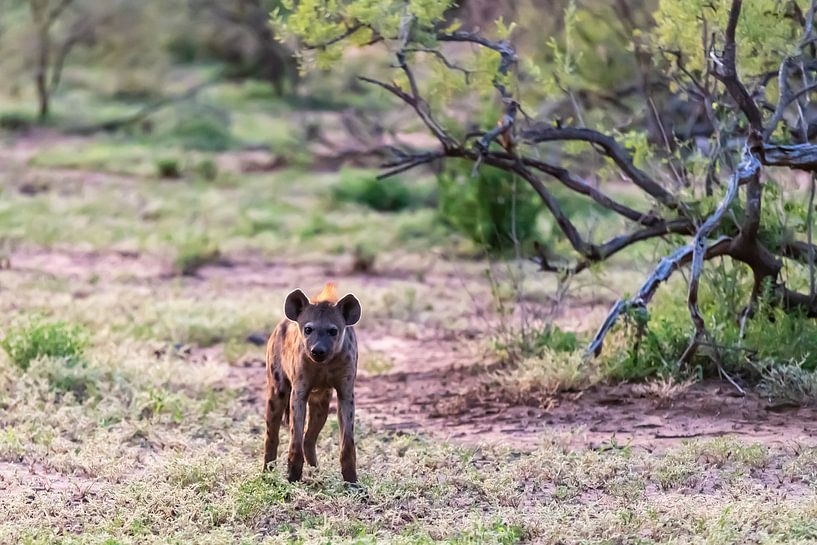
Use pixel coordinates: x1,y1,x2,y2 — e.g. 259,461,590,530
278,0,454,58
654,0,799,77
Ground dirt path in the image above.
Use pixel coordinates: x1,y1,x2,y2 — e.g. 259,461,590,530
6,247,817,452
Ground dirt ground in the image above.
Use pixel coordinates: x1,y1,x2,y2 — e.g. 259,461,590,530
8,246,817,455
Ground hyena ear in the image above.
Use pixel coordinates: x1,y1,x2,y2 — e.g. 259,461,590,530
284,289,309,321
336,293,361,326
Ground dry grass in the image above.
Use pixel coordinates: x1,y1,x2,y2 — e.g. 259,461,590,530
491,349,598,406
632,375,697,405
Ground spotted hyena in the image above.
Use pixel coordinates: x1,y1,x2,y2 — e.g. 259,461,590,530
263,283,362,483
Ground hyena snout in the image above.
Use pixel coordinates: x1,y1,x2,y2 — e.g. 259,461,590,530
310,345,328,361
305,333,340,362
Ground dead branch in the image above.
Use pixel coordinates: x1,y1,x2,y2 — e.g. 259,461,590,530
325,0,817,367
587,237,734,357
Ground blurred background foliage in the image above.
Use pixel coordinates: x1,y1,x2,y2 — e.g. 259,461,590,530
2,0,817,386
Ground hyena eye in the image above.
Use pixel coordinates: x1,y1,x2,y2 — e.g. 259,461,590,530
328,327,339,337
304,326,313,335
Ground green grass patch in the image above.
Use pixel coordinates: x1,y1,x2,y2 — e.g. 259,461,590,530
602,259,817,390
1,317,88,370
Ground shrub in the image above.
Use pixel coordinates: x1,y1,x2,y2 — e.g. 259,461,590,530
351,242,377,273
332,170,429,212
494,325,580,361
168,106,233,152
1,318,88,370
756,360,817,406
604,260,817,384
493,348,596,404
0,111,34,131
156,157,182,178
174,235,221,276
195,159,219,181
437,163,540,252
603,303,692,381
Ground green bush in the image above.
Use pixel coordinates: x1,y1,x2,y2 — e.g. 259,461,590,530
332,170,431,212
195,159,219,181
604,304,692,380
156,157,182,178
174,234,221,276
604,261,817,383
1,318,88,370
0,111,34,131
437,163,541,252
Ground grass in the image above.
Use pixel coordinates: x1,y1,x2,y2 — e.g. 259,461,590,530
2,241,816,543
4,368,817,545
597,258,817,395
1,317,88,370
492,349,597,404
332,169,434,213
0,160,459,261
2,242,804,544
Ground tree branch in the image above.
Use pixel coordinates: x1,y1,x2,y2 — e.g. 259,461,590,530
711,0,765,132
587,236,734,357
520,125,677,206
521,156,663,226
683,146,761,361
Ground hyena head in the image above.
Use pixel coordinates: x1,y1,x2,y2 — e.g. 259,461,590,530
284,283,361,363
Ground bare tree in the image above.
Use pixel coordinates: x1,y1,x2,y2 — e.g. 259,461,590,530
298,0,817,368
27,0,97,120
191,0,294,94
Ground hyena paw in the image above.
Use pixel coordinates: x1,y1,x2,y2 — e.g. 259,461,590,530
287,459,304,482
304,446,318,467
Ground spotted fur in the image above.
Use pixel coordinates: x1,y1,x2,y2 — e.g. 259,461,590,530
263,283,362,483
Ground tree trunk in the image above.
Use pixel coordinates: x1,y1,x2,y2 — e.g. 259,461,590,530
35,24,50,121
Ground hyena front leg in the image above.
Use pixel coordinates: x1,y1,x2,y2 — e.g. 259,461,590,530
303,389,331,467
287,384,308,482
336,383,357,483
262,372,289,471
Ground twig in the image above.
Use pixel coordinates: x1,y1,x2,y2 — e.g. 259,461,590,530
718,365,746,396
